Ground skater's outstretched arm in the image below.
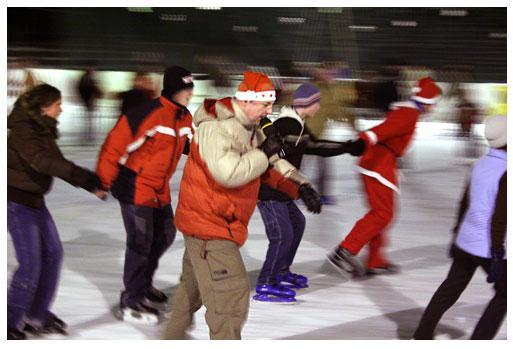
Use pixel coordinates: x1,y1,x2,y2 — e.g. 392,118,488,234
9,121,104,193
360,108,418,146
303,126,354,157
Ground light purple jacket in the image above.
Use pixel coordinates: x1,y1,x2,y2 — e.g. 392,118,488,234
456,148,507,258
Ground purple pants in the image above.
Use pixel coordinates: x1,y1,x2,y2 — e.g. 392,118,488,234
257,200,306,285
7,201,63,330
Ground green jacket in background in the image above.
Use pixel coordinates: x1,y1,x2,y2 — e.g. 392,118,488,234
306,80,357,137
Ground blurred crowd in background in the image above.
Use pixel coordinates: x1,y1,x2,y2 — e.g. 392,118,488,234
7,7,507,166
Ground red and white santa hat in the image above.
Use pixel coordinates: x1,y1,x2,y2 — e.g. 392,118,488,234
411,77,442,105
235,71,276,102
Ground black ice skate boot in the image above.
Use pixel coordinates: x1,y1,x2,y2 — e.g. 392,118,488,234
327,246,366,278
366,263,401,276
117,301,161,325
145,286,168,304
7,328,27,340
24,316,68,338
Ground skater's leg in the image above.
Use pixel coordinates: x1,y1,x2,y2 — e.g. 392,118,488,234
279,201,306,275
185,236,250,340
164,248,202,339
7,202,43,330
26,205,64,324
366,231,389,269
119,203,155,307
256,201,294,285
413,246,477,339
341,176,394,256
470,258,507,339
145,204,176,290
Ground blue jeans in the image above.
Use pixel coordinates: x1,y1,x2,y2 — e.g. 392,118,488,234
256,200,306,285
7,201,64,330
119,203,176,307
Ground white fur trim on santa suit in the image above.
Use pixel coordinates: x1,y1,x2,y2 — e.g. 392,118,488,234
356,166,400,193
235,90,276,102
390,101,421,110
411,94,440,105
364,131,378,145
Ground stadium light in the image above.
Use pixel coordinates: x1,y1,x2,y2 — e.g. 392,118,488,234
348,25,377,32
391,20,417,27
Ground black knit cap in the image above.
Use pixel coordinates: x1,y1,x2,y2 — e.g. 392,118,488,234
162,66,194,99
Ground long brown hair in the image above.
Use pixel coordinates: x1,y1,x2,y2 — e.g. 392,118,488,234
14,84,61,117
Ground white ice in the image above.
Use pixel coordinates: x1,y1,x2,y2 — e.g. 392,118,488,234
6,123,507,340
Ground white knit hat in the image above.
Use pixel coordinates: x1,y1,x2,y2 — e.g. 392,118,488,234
484,115,507,148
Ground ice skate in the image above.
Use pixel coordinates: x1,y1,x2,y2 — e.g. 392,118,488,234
327,246,366,278
252,284,297,304
115,301,161,325
366,263,401,276
278,272,308,288
24,316,68,339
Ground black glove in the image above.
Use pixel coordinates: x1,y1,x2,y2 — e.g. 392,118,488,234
299,184,322,214
71,166,105,193
344,138,366,156
486,248,505,284
259,133,284,159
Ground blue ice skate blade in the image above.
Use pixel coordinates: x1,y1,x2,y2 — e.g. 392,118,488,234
251,294,297,304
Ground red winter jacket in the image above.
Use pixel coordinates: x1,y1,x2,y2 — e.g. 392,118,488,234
358,101,421,192
175,97,301,246
96,96,192,208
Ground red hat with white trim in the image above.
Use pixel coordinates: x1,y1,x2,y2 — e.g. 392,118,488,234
235,71,276,102
411,77,442,105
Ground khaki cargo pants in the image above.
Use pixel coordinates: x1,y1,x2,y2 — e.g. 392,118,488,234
163,236,250,340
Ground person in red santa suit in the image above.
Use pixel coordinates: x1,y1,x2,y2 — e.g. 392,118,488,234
328,77,442,277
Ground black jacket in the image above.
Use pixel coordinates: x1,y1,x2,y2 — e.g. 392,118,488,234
259,106,349,201
119,88,153,116
7,106,102,209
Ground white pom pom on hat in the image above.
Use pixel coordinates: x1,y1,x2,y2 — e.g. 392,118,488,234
484,115,507,148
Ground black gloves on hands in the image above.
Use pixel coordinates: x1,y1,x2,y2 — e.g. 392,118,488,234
259,133,284,159
344,138,366,156
299,184,322,214
486,248,505,284
71,166,107,194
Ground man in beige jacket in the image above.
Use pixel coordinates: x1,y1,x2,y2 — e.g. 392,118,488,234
164,71,321,339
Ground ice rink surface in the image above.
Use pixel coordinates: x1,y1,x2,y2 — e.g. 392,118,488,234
6,132,507,340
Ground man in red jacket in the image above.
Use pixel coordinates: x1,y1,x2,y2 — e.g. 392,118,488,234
328,77,442,277
96,66,194,323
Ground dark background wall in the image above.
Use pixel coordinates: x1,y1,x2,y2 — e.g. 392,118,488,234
7,7,507,82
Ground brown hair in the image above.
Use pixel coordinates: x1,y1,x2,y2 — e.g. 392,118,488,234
15,83,61,116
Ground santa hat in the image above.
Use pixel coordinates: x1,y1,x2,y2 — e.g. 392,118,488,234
235,71,276,102
484,115,507,148
411,77,442,105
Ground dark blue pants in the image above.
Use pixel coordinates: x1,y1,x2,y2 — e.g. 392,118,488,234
119,203,176,307
7,201,64,330
256,200,306,285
